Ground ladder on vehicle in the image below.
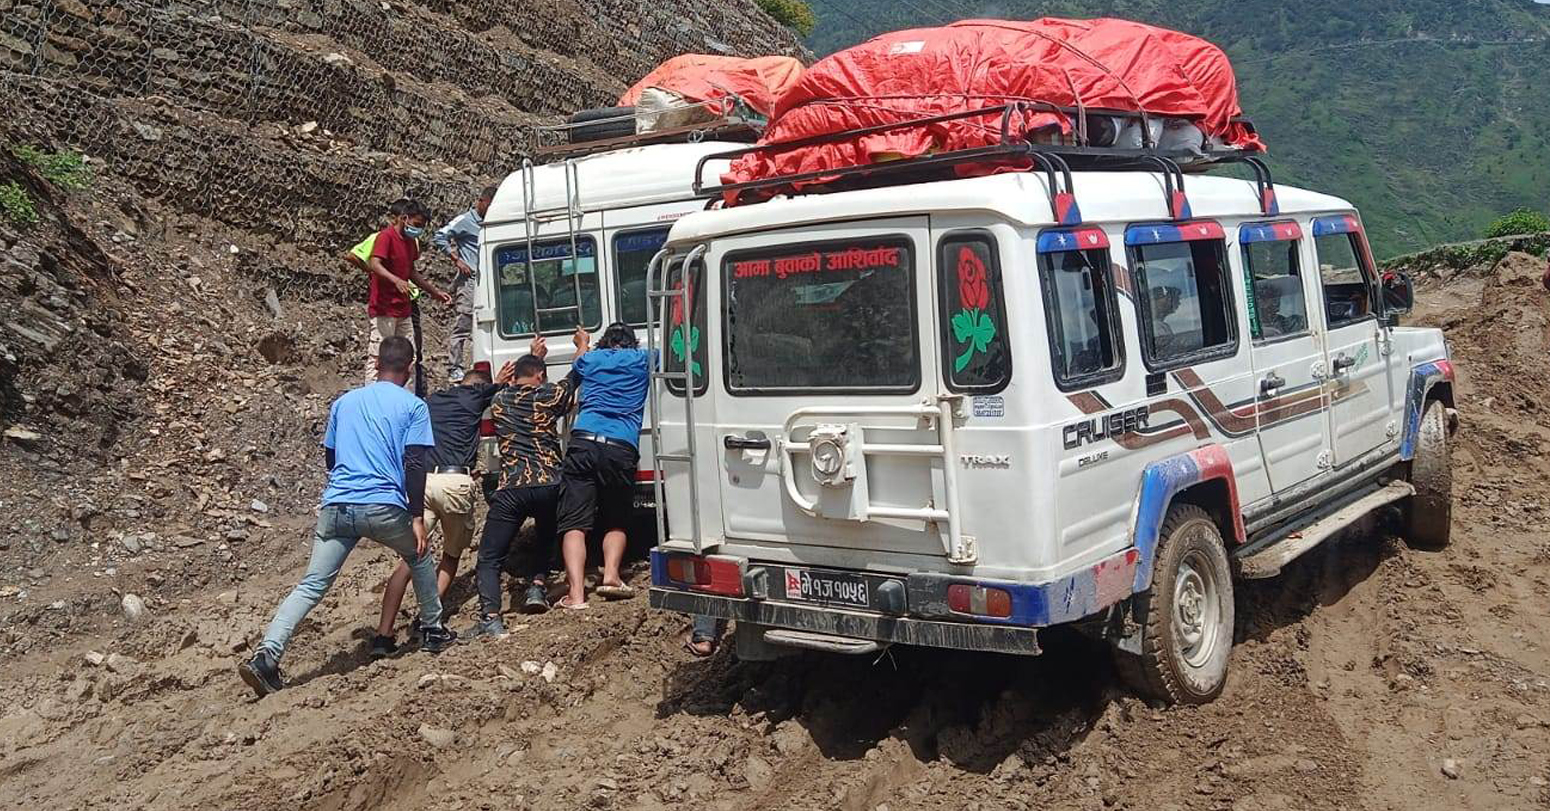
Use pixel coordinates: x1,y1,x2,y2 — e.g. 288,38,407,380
643,245,706,552
518,157,587,332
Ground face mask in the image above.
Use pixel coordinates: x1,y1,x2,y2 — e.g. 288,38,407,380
402,224,424,238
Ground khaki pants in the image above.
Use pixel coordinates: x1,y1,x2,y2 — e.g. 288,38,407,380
424,472,476,559
366,315,414,386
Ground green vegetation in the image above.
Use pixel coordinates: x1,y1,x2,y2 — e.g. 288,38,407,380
0,181,38,225
757,0,816,36
13,145,92,190
1484,208,1550,239
805,1,1550,257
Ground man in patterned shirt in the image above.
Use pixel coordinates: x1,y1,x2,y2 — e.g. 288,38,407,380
466,327,590,638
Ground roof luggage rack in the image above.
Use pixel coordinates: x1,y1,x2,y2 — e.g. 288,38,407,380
533,96,766,161
693,103,1276,222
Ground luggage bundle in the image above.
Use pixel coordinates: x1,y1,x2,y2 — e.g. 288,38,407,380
720,18,1265,201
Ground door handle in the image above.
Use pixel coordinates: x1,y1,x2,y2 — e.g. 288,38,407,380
1331,354,1356,375
723,434,772,451
1260,372,1286,395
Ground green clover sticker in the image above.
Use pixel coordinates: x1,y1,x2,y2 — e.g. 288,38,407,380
670,324,702,377
951,308,997,373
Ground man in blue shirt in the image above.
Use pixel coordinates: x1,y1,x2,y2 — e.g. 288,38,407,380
432,185,496,382
239,337,456,699
556,322,656,609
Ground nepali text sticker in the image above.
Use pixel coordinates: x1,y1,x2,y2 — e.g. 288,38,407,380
973,396,1005,418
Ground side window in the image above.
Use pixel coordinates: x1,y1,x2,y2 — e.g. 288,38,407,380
1313,230,1375,328
1129,231,1237,368
493,237,602,337
937,233,1010,393
1240,224,1309,341
613,228,669,326
1037,236,1122,390
662,256,707,397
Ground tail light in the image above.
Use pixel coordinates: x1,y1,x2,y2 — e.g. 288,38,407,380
472,361,492,374
663,555,743,597
635,468,656,483
948,584,1012,618
479,417,496,437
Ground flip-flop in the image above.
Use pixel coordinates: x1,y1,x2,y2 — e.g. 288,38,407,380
596,584,636,601
555,595,589,610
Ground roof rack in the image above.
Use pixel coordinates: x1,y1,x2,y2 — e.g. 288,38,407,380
691,102,1275,222
532,96,766,161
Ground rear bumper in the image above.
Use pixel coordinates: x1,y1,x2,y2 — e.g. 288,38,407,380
649,588,1042,656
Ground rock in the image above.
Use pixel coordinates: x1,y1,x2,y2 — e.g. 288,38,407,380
83,650,105,667
120,536,142,554
1529,776,1548,788
104,653,133,673
743,755,773,790
540,662,559,683
226,529,249,542
1441,758,1461,779
51,528,70,543
298,121,318,134
264,287,283,320
520,660,542,675
250,499,269,513
173,535,205,548
131,122,162,142
418,724,455,749
323,51,353,65
497,664,520,680
1514,714,1541,730
4,426,43,447
120,593,147,622
418,673,441,689
771,722,808,756
1294,759,1318,774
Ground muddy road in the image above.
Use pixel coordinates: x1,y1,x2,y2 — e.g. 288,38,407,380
2,258,1548,810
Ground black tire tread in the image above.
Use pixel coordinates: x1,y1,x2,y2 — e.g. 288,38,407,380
1114,503,1226,705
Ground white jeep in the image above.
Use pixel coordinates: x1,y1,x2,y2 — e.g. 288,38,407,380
643,123,1456,704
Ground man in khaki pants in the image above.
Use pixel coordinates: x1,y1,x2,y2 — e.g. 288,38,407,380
372,361,515,655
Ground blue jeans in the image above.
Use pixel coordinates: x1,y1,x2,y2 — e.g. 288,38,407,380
692,615,726,643
259,504,442,661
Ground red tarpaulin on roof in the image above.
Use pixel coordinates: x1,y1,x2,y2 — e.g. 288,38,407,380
619,54,805,116
724,18,1264,198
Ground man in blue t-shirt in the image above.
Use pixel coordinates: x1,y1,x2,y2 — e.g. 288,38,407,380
556,322,656,609
239,337,457,699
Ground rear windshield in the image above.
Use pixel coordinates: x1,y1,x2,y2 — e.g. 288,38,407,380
493,237,602,336
724,238,918,394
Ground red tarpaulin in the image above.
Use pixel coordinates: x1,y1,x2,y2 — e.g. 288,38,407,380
619,54,805,116
724,18,1264,197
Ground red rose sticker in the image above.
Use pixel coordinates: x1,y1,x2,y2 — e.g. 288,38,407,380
957,246,989,310
670,275,693,325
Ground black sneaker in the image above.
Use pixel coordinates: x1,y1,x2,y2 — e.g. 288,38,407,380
369,634,398,658
522,582,551,614
409,617,427,642
238,650,284,698
464,614,506,640
421,624,459,654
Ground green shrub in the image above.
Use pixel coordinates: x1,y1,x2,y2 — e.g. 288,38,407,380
756,0,816,36
13,145,92,190
1484,207,1550,239
0,181,38,225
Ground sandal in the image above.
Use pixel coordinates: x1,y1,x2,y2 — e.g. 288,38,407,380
595,583,636,601
555,595,590,610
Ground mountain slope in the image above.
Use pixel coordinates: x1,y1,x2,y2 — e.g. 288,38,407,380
804,0,1550,256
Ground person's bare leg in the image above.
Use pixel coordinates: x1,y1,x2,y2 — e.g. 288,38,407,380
562,529,588,605
378,561,411,637
600,529,627,587
436,554,458,598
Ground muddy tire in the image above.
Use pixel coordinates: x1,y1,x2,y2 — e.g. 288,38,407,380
1113,504,1235,705
1403,399,1452,550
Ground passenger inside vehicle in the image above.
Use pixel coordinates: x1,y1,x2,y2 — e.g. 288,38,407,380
1253,276,1307,338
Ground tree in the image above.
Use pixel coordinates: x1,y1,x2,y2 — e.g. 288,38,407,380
756,0,816,37
1485,208,1550,238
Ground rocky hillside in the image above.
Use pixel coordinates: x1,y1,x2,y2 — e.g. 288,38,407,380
0,0,801,650
805,0,1550,257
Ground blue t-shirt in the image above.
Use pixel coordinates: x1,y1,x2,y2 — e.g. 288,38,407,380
572,348,656,447
321,381,436,508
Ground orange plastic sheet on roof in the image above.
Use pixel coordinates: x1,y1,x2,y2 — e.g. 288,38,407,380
619,54,805,116
723,18,1265,200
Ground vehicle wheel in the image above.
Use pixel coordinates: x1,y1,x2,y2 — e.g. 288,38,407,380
568,106,636,143
1113,503,1235,705
1403,399,1452,550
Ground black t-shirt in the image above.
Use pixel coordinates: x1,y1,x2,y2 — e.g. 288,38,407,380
424,382,504,469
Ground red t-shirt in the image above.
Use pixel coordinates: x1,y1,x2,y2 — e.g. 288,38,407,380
368,226,420,318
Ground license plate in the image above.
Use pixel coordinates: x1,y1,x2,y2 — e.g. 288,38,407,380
784,568,870,608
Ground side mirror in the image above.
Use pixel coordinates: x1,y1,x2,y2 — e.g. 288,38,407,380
1381,270,1414,319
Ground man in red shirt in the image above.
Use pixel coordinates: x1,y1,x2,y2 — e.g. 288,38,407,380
366,199,451,385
